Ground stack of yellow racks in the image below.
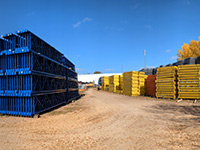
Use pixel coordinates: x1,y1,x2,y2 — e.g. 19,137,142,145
123,71,140,96
156,66,178,99
109,75,120,93
116,75,123,94
178,64,200,99
138,72,147,95
102,76,109,91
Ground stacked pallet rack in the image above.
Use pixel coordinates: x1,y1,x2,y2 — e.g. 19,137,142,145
123,71,140,96
178,64,200,99
109,75,120,93
120,75,123,91
66,67,79,101
102,76,109,91
156,66,178,99
116,75,123,94
0,30,79,117
138,72,147,95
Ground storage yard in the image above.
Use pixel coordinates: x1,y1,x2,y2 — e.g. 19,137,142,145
0,30,200,149
0,88,200,149
1,0,200,149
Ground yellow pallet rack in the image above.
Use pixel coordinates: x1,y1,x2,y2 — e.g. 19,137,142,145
109,75,120,93
102,76,109,91
156,66,178,99
178,64,200,99
138,73,147,95
122,71,147,96
116,75,123,94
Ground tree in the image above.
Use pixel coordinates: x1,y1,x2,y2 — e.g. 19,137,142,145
177,37,200,60
94,71,102,74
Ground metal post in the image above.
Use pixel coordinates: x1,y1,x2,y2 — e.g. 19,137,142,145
144,50,146,69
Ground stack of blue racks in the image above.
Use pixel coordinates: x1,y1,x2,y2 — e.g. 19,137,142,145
0,30,79,117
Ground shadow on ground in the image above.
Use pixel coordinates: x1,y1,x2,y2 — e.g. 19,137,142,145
146,103,200,124
40,94,86,117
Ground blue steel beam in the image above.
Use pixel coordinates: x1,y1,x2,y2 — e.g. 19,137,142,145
0,92,68,116
0,74,66,96
0,49,68,77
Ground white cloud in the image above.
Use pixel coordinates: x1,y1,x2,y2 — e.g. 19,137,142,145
73,21,82,28
170,56,177,60
130,3,140,9
165,49,171,53
145,25,151,29
73,17,92,28
83,17,92,22
76,68,88,72
103,69,115,72
185,0,190,5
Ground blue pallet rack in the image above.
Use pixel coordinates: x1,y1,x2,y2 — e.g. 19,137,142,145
66,68,79,101
0,30,79,117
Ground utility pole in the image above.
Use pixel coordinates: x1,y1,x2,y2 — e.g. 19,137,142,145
144,50,146,69
121,64,123,73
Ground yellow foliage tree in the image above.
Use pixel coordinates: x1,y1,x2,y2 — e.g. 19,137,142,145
177,37,200,60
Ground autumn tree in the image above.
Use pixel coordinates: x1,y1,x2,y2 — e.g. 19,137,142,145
177,37,200,60
94,71,102,74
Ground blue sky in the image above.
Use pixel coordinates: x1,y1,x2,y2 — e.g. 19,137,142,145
0,0,200,74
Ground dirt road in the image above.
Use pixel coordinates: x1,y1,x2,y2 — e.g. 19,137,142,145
0,88,200,150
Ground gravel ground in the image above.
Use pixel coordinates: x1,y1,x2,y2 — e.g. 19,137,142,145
0,88,200,150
